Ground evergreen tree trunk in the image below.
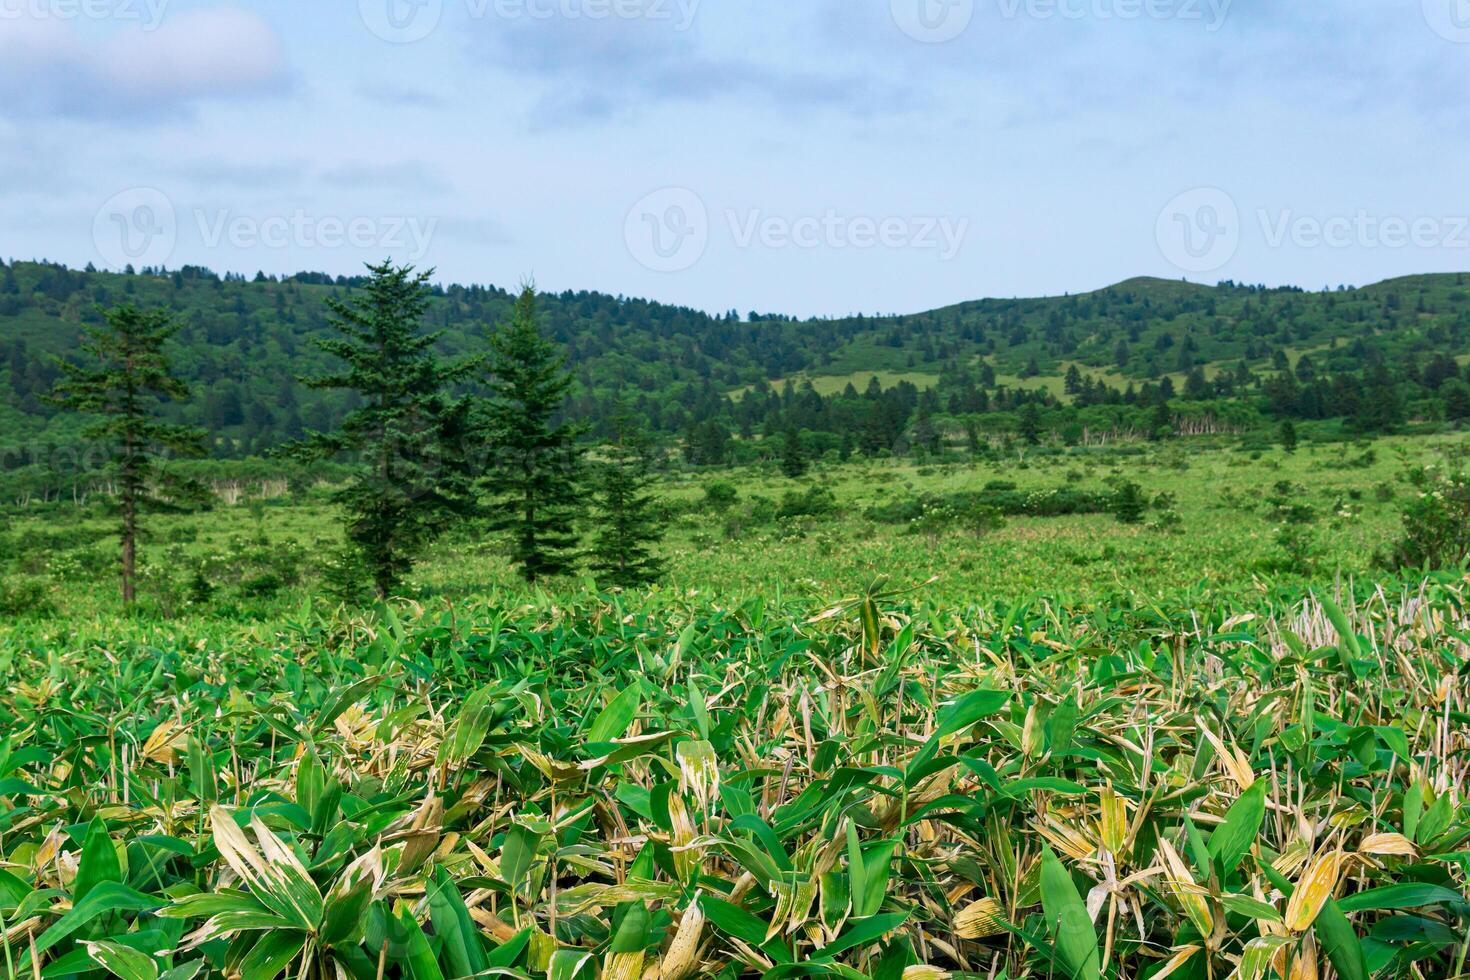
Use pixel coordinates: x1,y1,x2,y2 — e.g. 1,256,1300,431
121,490,136,607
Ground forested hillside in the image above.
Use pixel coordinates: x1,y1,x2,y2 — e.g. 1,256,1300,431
4,259,1470,474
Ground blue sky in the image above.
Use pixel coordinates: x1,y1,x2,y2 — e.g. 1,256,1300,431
1,0,1467,317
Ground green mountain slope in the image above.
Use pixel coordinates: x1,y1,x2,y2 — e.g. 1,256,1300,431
3,260,1469,466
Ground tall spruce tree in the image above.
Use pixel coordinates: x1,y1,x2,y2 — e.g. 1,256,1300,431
48,304,205,607
483,283,584,582
286,261,479,599
779,427,808,478
588,412,666,589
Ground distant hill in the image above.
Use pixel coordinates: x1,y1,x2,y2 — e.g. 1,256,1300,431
3,259,1469,472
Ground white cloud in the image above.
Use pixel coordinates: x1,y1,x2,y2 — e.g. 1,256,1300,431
0,7,291,119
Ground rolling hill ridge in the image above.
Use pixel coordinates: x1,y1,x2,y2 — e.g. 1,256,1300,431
3,260,1469,469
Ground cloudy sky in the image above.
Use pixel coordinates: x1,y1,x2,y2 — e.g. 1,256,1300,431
1,0,1467,316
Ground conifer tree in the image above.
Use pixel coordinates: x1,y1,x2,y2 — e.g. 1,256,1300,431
1018,403,1043,445
588,412,666,589
286,261,479,599
1149,396,1173,440
48,304,205,606
780,427,808,478
483,283,584,582
1279,419,1298,453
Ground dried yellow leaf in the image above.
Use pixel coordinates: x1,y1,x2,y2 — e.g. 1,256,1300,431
902,968,952,980
954,897,1006,939
1284,851,1343,933
1358,833,1416,857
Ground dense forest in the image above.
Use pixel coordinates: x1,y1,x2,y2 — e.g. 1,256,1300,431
4,258,1470,491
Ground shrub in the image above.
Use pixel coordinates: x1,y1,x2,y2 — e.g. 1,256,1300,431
1270,523,1318,574
1384,469,1470,570
1149,509,1184,533
1112,482,1147,525
866,486,1116,524
704,481,738,511
907,499,1005,542
0,576,53,618
776,486,837,520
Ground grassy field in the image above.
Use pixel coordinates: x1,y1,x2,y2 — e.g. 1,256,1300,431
2,433,1461,619
1,434,1468,979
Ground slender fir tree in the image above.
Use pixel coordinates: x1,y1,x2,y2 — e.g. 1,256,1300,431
48,304,205,607
482,283,584,582
284,261,479,599
779,427,808,478
1018,403,1042,445
588,412,667,589
1279,419,1298,453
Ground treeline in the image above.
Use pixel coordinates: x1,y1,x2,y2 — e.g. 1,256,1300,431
5,260,1470,463
680,349,1470,465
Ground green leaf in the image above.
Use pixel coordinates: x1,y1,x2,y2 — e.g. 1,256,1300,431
688,676,712,740
1317,594,1362,662
935,689,1010,739
158,962,204,980
1048,696,1079,753
427,868,487,977
239,931,307,980
846,822,867,921
1209,780,1266,875
1220,894,1283,922
548,949,594,980
610,901,651,954
815,913,909,959
702,896,769,946
85,940,159,980
313,675,385,732
1039,846,1101,980
35,882,165,957
397,909,446,980
485,926,531,968
74,817,123,903
440,686,499,765
1314,899,1369,980
1336,883,1469,912
587,683,641,743
853,838,899,918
